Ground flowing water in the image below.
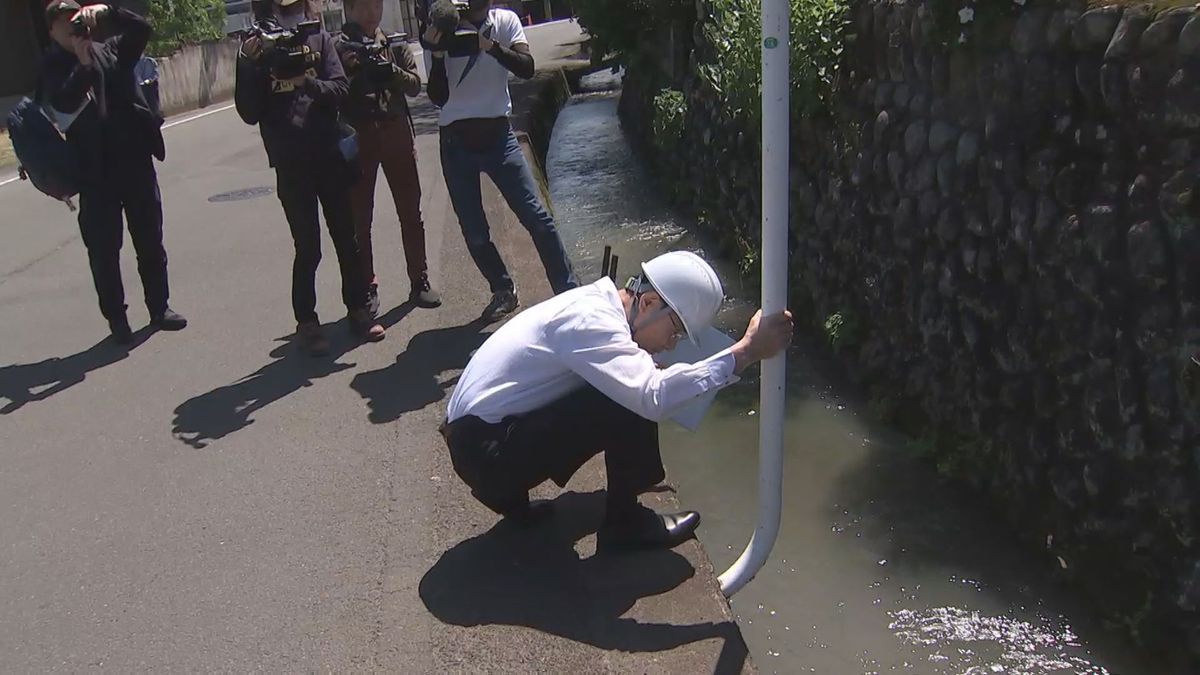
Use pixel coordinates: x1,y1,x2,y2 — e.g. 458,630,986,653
544,71,1155,674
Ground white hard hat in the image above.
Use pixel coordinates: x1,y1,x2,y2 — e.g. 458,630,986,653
640,251,724,346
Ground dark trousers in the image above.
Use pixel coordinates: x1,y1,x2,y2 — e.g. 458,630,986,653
439,121,578,295
441,387,665,517
77,153,169,323
349,116,427,286
275,162,369,324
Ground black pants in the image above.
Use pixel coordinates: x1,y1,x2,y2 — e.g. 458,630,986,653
274,162,369,324
77,154,169,323
441,386,666,517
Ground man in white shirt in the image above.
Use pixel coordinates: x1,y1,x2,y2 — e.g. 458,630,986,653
423,0,578,323
440,252,794,549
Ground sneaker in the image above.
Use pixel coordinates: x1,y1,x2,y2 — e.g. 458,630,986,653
349,308,386,342
150,307,188,331
410,274,442,309
481,289,518,323
596,506,701,551
109,318,134,345
366,283,381,318
297,321,331,357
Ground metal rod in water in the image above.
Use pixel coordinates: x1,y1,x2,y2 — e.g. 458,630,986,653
602,245,612,280
719,0,789,597
609,255,619,282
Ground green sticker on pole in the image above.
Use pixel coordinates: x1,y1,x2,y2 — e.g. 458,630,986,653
764,37,779,49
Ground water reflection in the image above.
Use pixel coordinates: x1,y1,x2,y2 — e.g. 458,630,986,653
889,607,1108,674
545,72,1150,674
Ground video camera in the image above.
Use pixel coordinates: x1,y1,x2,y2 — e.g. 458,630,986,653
420,0,481,58
251,17,322,80
343,32,408,88
70,15,90,39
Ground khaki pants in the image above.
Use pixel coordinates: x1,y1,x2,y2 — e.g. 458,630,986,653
349,116,427,286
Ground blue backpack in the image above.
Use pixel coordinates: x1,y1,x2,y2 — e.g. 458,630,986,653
6,86,81,202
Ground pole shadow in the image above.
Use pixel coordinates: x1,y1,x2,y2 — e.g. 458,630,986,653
349,318,490,424
0,330,152,415
419,490,749,671
172,305,414,448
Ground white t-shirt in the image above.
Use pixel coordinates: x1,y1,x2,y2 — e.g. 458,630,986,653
435,8,527,126
446,278,738,424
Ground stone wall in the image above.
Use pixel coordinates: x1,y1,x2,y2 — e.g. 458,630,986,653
621,0,1200,659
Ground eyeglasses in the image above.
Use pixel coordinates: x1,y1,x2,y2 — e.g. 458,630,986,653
668,312,687,341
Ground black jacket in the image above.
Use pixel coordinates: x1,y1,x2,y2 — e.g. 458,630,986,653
234,27,349,167
41,7,166,176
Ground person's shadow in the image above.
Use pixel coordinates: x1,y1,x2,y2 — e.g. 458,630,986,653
172,306,414,448
350,318,491,424
0,331,151,415
419,491,750,673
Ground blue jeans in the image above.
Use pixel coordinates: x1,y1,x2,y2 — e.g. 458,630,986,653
440,124,578,295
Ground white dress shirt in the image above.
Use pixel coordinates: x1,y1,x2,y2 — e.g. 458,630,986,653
446,278,738,424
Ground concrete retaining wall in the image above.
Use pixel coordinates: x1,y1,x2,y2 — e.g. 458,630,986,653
156,39,241,117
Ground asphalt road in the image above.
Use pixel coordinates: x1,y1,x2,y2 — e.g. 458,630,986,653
0,21,749,673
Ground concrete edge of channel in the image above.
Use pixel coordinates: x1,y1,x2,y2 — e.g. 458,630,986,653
510,59,757,672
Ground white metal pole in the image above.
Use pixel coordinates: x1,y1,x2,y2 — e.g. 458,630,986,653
718,0,789,598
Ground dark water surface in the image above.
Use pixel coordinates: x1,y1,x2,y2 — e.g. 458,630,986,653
544,71,1151,674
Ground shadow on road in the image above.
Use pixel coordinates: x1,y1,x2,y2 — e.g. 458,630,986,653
410,97,440,138
172,305,414,448
0,331,152,415
350,318,490,424
419,490,749,672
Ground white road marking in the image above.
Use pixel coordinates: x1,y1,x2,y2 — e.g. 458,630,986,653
2,102,238,188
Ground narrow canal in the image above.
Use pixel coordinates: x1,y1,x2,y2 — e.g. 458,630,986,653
544,71,1152,674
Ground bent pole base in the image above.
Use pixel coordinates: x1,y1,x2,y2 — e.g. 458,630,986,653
718,0,789,598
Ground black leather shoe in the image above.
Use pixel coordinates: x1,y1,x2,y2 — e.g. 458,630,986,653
109,319,134,345
597,507,701,550
410,275,442,309
151,308,187,331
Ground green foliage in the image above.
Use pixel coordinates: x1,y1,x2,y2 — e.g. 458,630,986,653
572,0,692,64
738,248,759,277
823,310,859,352
651,88,687,152
147,0,225,57
904,434,937,460
700,0,850,124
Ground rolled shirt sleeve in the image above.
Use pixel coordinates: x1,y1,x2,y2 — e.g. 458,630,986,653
553,307,738,422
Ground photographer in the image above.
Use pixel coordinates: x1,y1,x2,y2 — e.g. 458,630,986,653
234,0,385,356
424,0,578,323
40,1,186,344
334,0,440,316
